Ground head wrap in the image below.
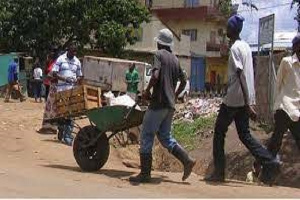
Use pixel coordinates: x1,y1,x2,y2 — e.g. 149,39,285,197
227,14,245,34
292,33,300,46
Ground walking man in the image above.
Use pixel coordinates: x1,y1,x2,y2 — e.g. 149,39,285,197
125,63,139,100
261,34,300,165
51,43,83,146
205,14,280,184
4,57,26,102
129,29,196,183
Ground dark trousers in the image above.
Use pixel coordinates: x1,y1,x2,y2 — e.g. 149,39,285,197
267,109,300,156
213,104,275,174
33,80,42,100
45,85,50,101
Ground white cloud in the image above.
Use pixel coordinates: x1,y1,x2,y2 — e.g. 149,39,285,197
237,0,297,44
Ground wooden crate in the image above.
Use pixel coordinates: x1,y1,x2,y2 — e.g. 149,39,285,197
54,84,102,118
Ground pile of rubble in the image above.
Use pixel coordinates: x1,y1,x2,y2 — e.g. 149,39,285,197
174,98,222,123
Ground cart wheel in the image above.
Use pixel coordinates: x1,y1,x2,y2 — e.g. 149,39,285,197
73,125,110,172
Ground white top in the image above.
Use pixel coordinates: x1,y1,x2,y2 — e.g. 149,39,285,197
33,68,43,80
223,40,256,107
273,54,300,122
51,52,82,92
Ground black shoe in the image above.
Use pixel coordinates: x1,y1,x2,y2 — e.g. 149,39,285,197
171,145,196,181
57,127,64,141
129,153,152,183
204,172,225,182
129,172,151,183
260,161,281,186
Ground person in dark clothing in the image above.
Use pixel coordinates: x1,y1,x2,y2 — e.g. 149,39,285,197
44,46,59,100
129,28,196,183
4,58,26,102
32,57,43,102
204,14,281,185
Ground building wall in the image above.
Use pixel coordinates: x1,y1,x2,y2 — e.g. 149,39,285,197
205,57,227,84
166,19,226,57
127,16,192,77
178,56,191,78
128,16,191,56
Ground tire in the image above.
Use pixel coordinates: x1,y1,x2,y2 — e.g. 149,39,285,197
73,125,110,172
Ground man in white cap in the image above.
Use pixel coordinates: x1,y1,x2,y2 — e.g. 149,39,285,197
129,28,196,183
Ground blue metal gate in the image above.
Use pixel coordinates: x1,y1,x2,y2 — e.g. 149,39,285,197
191,57,205,92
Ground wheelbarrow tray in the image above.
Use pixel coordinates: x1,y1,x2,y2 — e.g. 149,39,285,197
86,105,145,133
71,105,146,172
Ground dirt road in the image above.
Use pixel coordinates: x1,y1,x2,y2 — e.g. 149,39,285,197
0,100,299,198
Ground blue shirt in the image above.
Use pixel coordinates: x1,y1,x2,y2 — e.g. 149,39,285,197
7,61,18,83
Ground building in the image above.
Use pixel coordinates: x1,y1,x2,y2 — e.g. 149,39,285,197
131,0,229,93
126,15,192,76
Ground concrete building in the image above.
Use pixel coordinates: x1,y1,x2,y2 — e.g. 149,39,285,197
126,16,192,77
131,0,229,93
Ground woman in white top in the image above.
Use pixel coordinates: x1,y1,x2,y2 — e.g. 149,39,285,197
32,57,43,102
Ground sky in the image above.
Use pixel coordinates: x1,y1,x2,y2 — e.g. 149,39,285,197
233,0,298,44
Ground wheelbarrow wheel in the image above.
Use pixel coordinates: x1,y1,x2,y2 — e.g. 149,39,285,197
73,125,110,172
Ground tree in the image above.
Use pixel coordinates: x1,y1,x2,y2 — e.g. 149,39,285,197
218,0,232,16
0,0,150,58
291,0,300,32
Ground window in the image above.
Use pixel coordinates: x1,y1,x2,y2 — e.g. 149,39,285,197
210,31,217,44
184,0,199,8
182,29,198,41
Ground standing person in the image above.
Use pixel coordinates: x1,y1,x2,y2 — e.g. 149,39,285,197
32,58,43,103
125,63,139,100
44,46,59,101
50,43,83,146
4,58,26,102
204,15,280,184
37,47,59,134
251,34,300,182
129,29,196,183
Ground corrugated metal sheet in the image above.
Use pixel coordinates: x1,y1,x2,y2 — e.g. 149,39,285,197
0,54,15,86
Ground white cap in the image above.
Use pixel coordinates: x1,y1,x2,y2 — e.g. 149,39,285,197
154,28,174,47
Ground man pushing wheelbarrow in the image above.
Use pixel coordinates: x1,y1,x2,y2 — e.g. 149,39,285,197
129,28,196,183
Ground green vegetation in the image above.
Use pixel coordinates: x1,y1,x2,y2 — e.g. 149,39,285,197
0,0,150,58
218,0,233,17
172,115,217,151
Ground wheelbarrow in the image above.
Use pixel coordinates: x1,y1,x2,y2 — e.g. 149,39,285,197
71,104,145,172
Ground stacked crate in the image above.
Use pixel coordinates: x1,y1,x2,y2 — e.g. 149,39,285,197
54,84,102,118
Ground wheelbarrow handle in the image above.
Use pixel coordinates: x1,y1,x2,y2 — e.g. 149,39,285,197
124,103,138,121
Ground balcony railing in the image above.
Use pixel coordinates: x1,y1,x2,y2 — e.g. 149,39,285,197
147,0,215,10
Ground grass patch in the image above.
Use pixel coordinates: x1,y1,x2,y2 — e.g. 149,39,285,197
172,114,216,151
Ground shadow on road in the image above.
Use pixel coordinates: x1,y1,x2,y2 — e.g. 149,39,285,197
42,164,135,178
42,164,81,172
42,164,192,186
41,139,61,144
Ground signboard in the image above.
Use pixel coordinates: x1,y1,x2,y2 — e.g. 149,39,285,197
257,14,276,120
258,14,275,46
